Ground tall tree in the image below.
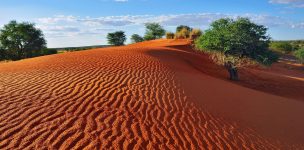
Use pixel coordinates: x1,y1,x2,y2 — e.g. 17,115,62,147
0,20,46,60
195,18,278,80
144,23,166,41
107,31,126,46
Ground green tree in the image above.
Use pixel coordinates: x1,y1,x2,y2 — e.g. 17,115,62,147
130,34,144,43
107,31,126,46
195,18,278,80
176,25,192,33
144,23,166,40
0,20,46,60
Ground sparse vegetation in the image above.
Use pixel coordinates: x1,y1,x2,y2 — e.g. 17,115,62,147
294,48,304,64
190,29,203,40
166,32,175,39
131,34,144,43
175,27,191,39
270,42,294,54
195,18,278,80
0,20,47,60
107,31,126,46
144,23,166,40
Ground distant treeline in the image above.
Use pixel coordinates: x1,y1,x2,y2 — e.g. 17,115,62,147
270,40,304,54
50,45,111,53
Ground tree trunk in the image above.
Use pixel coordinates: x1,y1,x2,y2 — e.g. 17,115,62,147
227,67,239,81
225,61,239,81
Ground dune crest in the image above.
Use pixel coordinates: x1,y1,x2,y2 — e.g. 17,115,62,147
0,39,303,149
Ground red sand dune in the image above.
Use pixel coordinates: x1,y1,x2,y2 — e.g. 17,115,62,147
0,39,303,149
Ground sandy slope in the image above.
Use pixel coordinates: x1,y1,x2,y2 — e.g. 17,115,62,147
0,39,303,149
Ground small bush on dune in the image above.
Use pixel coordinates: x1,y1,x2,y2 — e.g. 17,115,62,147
175,28,190,39
166,32,175,39
294,48,304,64
131,34,144,43
190,29,203,40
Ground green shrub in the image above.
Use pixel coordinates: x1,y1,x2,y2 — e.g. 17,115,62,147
195,17,278,80
0,20,46,60
166,32,175,39
107,31,126,46
144,23,166,40
294,48,304,64
270,42,293,54
130,34,144,43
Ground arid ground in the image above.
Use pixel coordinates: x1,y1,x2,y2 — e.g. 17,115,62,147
0,39,303,149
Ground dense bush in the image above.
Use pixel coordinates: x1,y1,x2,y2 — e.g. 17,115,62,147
144,23,166,40
190,29,203,40
130,34,144,43
270,42,293,54
175,28,190,39
166,32,175,39
0,20,46,60
195,18,278,80
294,48,304,64
107,31,126,46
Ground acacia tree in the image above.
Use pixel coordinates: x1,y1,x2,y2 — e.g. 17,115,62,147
130,34,144,43
107,31,126,46
176,25,192,33
195,18,278,80
144,23,166,40
0,20,46,60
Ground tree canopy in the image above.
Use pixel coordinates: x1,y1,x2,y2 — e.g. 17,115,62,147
107,31,126,46
195,18,278,80
176,25,192,33
130,34,144,43
0,20,46,60
196,18,277,66
144,23,166,41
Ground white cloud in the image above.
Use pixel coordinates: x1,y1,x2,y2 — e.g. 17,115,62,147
35,13,303,47
269,0,304,7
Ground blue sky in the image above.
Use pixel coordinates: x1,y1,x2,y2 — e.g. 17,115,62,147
0,0,303,48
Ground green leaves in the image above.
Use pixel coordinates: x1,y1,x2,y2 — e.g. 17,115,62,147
107,31,126,46
130,34,144,43
195,17,277,66
144,23,166,41
0,20,46,60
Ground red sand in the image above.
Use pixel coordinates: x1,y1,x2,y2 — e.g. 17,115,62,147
0,39,303,149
